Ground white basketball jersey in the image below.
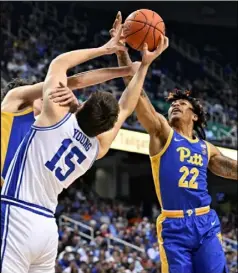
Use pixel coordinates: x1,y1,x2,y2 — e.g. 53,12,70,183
1,113,99,212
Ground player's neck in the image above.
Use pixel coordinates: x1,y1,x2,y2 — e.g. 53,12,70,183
172,123,194,139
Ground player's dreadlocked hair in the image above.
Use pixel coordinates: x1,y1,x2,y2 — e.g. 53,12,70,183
166,89,207,140
1,78,33,102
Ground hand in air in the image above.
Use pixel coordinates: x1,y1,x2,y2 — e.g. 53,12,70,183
103,11,127,55
109,11,126,54
49,82,79,111
141,35,169,66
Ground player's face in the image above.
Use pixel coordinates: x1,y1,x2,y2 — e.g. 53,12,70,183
168,99,198,124
33,98,43,116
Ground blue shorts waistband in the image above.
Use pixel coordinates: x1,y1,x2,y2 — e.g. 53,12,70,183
1,195,54,218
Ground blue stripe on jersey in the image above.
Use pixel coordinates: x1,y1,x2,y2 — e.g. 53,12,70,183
1,203,7,239
15,130,36,198
1,195,54,214
1,204,10,270
1,200,54,218
2,110,34,179
31,112,71,131
5,129,36,198
2,146,20,195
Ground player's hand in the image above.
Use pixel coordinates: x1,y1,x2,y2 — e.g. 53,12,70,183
103,12,127,55
49,83,79,109
109,11,126,55
141,35,169,66
129,61,141,76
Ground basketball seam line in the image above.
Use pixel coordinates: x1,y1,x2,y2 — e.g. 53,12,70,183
136,24,151,50
136,10,150,50
154,21,164,47
152,12,155,50
139,10,148,22
124,23,147,39
126,19,164,33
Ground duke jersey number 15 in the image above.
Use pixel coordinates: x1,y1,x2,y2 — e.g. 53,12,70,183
2,113,99,213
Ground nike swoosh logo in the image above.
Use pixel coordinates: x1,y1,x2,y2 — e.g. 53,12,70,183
211,221,216,226
174,138,184,142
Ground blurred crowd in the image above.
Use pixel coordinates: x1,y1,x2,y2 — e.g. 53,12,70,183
54,185,237,273
1,2,237,148
1,3,237,273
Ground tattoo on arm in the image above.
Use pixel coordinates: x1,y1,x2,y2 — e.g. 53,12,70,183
117,52,133,67
209,154,238,180
141,89,148,97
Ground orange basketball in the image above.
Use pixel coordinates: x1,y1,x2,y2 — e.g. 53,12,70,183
123,9,165,51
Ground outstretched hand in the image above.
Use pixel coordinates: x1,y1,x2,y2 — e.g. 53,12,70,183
141,35,169,66
103,11,127,55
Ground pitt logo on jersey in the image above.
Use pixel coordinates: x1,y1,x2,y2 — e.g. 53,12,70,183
177,147,204,167
176,146,206,190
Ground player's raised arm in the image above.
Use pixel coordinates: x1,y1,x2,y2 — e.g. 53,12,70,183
49,63,139,105
96,41,166,159
67,64,138,90
112,12,171,147
1,64,135,114
207,143,238,180
39,24,127,123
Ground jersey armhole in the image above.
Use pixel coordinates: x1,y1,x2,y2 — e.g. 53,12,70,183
1,107,33,117
150,129,174,161
204,140,211,161
88,138,99,170
31,113,72,131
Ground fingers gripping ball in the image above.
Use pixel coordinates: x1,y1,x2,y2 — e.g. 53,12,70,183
123,9,165,51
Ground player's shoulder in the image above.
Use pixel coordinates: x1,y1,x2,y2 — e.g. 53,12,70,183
203,141,220,160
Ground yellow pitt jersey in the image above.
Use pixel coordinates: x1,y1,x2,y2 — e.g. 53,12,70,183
1,108,35,184
150,129,211,210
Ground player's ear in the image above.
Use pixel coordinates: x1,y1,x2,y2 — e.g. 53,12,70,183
193,114,198,122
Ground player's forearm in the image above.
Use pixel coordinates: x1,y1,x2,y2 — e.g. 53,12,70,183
53,46,109,71
18,82,44,102
67,66,133,90
135,94,157,133
209,155,238,180
116,51,133,86
117,51,156,114
1,82,45,112
119,63,149,115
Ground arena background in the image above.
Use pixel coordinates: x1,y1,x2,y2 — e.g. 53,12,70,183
1,1,237,272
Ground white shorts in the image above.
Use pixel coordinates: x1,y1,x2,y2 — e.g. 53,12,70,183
1,197,58,273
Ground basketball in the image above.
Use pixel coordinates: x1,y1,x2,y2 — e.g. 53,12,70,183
123,9,165,51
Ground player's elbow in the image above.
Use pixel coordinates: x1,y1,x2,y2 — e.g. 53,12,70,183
119,106,133,120
49,58,69,73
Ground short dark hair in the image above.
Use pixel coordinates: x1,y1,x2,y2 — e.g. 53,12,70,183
76,91,119,137
1,78,33,102
166,89,207,140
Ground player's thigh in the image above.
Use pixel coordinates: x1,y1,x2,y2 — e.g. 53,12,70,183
1,204,30,273
29,223,58,273
161,243,194,273
193,232,228,273
1,249,29,273
157,216,194,273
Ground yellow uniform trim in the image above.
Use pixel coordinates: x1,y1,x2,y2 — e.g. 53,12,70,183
1,176,4,187
156,214,169,273
2,107,33,117
1,107,33,176
150,129,174,207
182,135,199,143
161,206,210,218
204,140,211,161
1,113,14,175
216,232,223,245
